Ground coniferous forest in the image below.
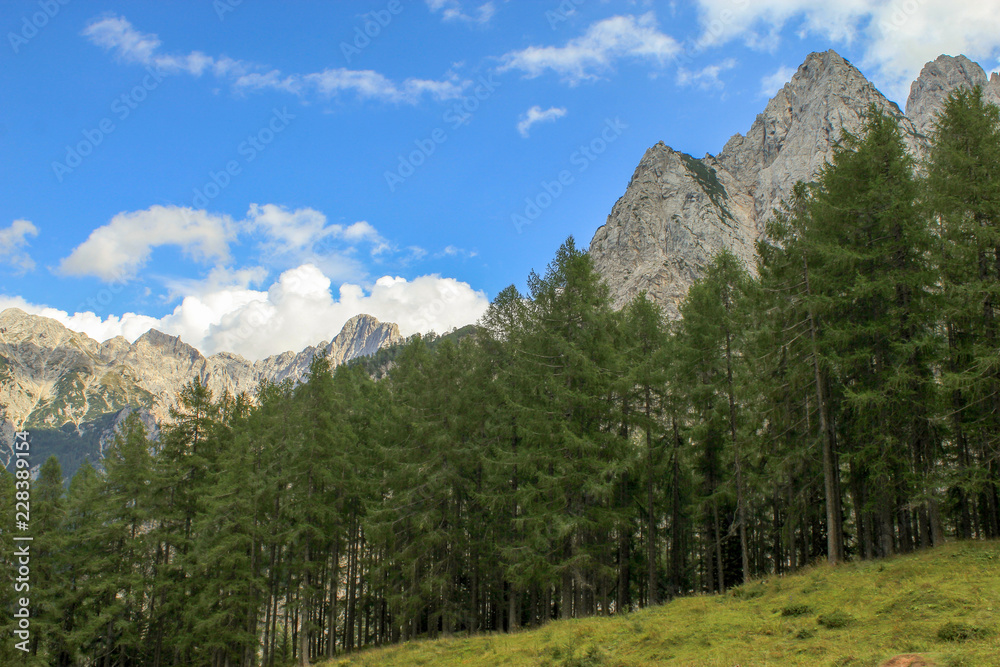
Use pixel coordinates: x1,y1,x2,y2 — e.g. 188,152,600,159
1,89,999,666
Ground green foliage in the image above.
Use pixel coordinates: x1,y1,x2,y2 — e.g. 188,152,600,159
680,153,733,220
780,604,812,617
817,611,855,628
937,622,993,642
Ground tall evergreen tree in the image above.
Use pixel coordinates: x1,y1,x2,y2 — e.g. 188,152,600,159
806,105,938,557
926,85,1000,538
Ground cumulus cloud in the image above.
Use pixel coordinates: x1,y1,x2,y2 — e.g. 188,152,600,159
760,64,796,97
500,12,681,84
83,14,469,104
246,204,392,280
0,220,39,275
58,206,234,281
676,57,737,90
37,198,489,360
694,0,1000,102
1,267,490,360
517,105,568,137
426,0,496,25
56,204,398,285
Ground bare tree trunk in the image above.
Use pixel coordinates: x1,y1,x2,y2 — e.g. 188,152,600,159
803,256,844,564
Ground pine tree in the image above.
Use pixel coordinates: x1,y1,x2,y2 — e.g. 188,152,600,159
926,85,1000,538
518,238,626,617
620,293,669,605
98,412,155,663
806,105,938,557
755,185,846,564
52,461,104,666
674,250,752,589
148,378,224,663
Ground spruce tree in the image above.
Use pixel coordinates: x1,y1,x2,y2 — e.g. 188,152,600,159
926,85,1000,538
806,105,938,557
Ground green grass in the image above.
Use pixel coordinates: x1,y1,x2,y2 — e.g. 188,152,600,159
323,541,1000,667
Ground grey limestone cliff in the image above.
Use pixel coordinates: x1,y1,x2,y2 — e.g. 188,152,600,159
589,50,997,316
0,308,402,428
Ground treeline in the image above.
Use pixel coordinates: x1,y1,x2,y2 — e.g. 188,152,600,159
1,88,999,666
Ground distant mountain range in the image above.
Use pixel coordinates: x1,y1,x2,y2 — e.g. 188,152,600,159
0,308,401,473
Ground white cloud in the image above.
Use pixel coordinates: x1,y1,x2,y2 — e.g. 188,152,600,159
83,14,469,104
694,0,1000,103
246,204,391,280
58,206,234,281
82,14,161,65
304,68,468,104
433,245,478,259
162,265,268,303
426,0,496,25
517,105,568,137
676,57,737,90
56,204,397,285
82,14,214,76
1,267,490,360
760,64,796,97
0,220,39,275
500,12,681,84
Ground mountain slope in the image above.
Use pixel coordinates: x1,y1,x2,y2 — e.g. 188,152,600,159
328,541,1000,667
0,308,402,428
589,50,996,316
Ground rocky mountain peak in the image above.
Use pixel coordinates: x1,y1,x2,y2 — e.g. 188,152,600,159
906,54,1000,136
717,49,913,222
589,50,995,320
332,314,401,360
0,308,404,427
589,135,757,315
0,307,91,348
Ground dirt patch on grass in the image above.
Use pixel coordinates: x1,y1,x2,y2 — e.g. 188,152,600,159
879,655,935,667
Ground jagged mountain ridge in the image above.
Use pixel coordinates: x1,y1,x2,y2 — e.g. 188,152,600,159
589,50,1000,316
0,308,402,429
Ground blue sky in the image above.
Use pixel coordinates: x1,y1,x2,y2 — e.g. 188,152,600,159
3,0,999,359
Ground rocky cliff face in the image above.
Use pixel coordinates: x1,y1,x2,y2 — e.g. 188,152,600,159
590,50,997,316
0,308,402,428
588,145,757,315
905,54,1000,137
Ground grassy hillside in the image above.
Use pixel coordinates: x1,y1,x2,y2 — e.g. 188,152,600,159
324,541,999,667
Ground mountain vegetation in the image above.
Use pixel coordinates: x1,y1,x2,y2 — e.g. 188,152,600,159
1,89,999,667
326,540,1000,667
